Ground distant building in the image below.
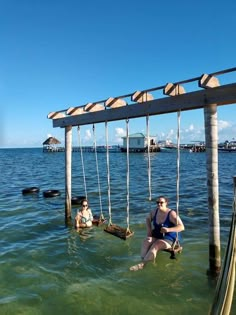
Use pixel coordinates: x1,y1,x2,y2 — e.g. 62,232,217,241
121,133,160,152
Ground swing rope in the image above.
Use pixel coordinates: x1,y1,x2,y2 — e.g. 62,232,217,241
93,124,104,220
176,110,181,219
126,119,131,233
146,114,152,201
103,119,134,240
165,110,182,258
173,110,181,250
77,126,87,199
105,121,112,225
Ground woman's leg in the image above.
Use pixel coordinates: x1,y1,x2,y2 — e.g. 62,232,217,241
130,237,156,271
143,239,171,262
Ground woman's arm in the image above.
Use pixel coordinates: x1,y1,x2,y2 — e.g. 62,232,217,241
88,209,93,221
164,211,185,233
146,211,153,237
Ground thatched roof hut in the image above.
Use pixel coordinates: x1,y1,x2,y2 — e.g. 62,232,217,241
43,137,61,145
43,137,63,152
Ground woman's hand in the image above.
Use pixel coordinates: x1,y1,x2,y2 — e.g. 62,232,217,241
160,226,169,233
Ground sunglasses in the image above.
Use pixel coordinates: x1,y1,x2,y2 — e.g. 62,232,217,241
157,201,165,205
82,204,88,207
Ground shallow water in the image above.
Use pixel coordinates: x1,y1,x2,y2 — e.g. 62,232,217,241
0,148,235,315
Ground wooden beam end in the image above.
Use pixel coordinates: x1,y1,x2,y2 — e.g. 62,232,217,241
199,74,220,89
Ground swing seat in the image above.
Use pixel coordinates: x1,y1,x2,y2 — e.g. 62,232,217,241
163,242,183,259
104,224,134,240
92,215,107,226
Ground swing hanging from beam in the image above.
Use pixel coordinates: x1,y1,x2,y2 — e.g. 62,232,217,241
104,120,134,240
92,124,107,226
163,110,183,259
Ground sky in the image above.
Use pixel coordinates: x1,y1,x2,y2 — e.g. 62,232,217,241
1,0,236,148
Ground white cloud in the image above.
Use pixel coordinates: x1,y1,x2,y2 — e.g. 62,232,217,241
218,120,232,131
115,127,126,137
84,129,92,141
114,127,126,144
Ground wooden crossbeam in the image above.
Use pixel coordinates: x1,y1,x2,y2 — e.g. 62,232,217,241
51,83,236,128
199,74,220,88
164,83,185,96
105,97,127,108
131,91,154,102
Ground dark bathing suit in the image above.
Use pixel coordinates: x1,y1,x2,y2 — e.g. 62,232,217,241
152,209,181,245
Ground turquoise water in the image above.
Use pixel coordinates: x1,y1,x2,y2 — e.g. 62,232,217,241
0,148,235,315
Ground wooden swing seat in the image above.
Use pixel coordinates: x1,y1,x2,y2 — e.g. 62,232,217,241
104,224,134,240
163,242,183,259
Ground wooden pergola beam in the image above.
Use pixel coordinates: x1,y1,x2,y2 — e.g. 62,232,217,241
51,83,236,128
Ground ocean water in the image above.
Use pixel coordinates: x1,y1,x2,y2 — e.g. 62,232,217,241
0,148,235,315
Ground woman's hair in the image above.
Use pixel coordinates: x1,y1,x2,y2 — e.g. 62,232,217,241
156,196,169,204
80,199,89,206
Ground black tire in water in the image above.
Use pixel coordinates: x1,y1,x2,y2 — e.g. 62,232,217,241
43,190,61,198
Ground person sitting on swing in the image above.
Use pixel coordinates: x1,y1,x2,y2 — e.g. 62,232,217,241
130,196,185,271
75,199,93,228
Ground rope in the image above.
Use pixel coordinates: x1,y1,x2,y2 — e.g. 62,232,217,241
77,126,87,199
176,110,181,218
172,110,181,250
146,114,152,201
105,121,112,225
93,124,104,220
126,119,131,233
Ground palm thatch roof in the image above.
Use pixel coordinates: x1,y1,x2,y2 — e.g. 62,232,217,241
43,137,61,145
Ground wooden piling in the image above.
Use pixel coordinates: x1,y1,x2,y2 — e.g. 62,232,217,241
65,125,72,223
204,104,221,276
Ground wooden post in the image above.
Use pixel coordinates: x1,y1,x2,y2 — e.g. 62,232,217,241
65,125,72,224
204,104,221,276
200,74,221,276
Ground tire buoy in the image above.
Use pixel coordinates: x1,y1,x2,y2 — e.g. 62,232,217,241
43,190,61,198
71,196,86,205
22,187,40,195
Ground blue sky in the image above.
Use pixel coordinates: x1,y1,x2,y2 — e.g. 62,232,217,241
1,0,236,148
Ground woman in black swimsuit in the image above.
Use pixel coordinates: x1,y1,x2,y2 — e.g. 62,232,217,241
130,196,185,271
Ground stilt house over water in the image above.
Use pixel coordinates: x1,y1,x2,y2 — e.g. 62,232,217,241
121,132,160,152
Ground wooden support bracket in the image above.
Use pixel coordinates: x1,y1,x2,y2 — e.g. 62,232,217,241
164,83,185,96
84,103,105,112
199,74,220,89
67,107,85,116
105,97,127,108
131,91,154,103
47,111,65,119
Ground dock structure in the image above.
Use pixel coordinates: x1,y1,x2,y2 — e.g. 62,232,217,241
48,68,236,282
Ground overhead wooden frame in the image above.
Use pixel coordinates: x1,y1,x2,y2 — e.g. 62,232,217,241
49,83,236,128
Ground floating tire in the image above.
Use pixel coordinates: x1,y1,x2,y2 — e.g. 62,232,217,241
71,196,86,205
22,187,40,195
43,190,61,198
